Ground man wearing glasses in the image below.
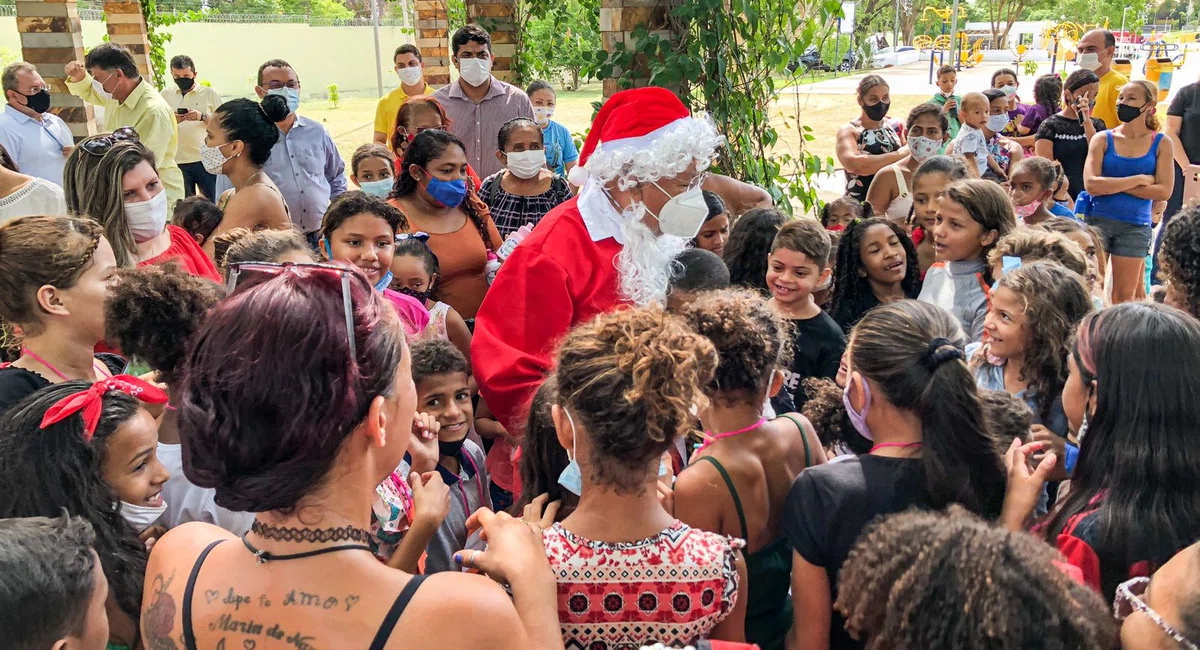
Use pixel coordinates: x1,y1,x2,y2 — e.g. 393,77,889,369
213,59,346,247
64,43,183,204
0,62,76,186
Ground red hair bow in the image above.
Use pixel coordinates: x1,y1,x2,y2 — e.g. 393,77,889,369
39,375,168,441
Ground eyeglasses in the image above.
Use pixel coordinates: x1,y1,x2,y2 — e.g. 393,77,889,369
395,231,430,243
264,81,300,90
80,126,139,156
225,262,361,359
397,127,436,143
1114,577,1199,650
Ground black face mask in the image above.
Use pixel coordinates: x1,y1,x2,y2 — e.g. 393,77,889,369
863,100,890,122
174,76,195,92
438,437,466,458
1117,103,1144,124
19,89,51,114
397,286,432,303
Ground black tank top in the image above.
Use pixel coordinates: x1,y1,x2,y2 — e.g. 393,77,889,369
181,540,426,650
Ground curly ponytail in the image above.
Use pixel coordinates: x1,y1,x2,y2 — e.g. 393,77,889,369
849,300,1006,517
554,306,717,494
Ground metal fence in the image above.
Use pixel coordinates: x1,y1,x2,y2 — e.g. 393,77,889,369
0,0,411,26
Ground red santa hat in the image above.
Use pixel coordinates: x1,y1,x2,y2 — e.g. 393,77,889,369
567,87,720,187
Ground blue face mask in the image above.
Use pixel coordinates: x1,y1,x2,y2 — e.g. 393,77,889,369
422,172,467,209
557,409,583,497
373,270,394,293
267,87,300,114
359,178,393,198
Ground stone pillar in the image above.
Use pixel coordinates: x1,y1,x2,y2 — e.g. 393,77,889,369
15,0,97,141
465,0,517,82
416,0,450,85
102,1,151,79
599,0,673,98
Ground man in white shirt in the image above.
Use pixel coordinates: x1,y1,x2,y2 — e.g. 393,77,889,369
0,62,75,186
161,55,223,200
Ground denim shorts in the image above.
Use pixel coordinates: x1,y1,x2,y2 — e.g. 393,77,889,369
1086,215,1153,258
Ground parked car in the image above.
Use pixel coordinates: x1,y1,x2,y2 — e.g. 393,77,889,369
872,45,920,68
787,45,826,74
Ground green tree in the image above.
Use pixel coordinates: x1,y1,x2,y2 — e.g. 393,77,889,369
519,0,600,89
588,0,842,215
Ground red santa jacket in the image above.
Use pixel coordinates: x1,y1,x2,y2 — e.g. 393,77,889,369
471,196,623,436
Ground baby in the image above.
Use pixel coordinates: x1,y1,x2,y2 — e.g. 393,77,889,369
952,92,1004,180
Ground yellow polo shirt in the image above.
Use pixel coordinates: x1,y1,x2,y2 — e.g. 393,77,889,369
67,74,184,204
1093,68,1130,130
374,84,434,148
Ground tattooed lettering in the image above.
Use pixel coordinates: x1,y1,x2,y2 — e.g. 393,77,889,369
210,614,264,635
281,589,360,611
286,631,318,650
264,624,287,640
143,572,180,650
344,595,360,611
223,588,252,611
259,594,272,608
205,589,220,605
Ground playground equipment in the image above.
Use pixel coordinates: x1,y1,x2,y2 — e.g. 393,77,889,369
921,5,968,83
1043,21,1083,74
1143,42,1186,101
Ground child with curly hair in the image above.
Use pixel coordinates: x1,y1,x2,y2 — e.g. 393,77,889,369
210,226,316,278
801,377,869,458
835,507,1116,650
104,263,254,535
1040,216,1109,307
541,305,748,648
1157,203,1200,319
987,228,1090,286
827,217,921,333
969,262,1092,439
673,290,826,650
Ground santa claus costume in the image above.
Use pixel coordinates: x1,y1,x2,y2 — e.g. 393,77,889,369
470,87,724,489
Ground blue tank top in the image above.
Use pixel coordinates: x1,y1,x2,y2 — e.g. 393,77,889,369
1090,131,1163,226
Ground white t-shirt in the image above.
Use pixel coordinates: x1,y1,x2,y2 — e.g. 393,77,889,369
953,124,989,176
157,442,254,534
0,177,66,224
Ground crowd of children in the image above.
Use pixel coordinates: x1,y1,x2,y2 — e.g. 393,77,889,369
3,58,1200,650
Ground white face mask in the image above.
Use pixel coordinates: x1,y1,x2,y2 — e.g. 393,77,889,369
359,177,393,198
124,190,169,243
505,150,546,179
1078,52,1101,71
648,182,710,239
1000,84,1017,97
397,66,424,87
199,141,235,175
120,499,168,532
458,57,492,87
987,114,1010,133
533,106,554,124
92,76,113,102
909,136,941,162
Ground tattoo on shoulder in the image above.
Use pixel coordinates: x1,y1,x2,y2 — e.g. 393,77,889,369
144,571,180,650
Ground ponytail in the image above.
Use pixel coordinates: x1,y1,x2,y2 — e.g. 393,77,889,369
850,300,1006,518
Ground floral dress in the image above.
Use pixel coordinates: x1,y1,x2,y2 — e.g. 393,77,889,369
982,134,1014,183
845,120,902,203
542,520,743,650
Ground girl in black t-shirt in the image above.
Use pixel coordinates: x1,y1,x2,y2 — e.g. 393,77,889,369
1035,69,1106,200
0,216,124,414
782,299,1006,650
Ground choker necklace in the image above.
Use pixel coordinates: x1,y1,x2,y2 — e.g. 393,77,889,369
696,417,767,453
243,523,372,564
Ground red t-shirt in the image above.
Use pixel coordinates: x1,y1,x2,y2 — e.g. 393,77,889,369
140,225,221,283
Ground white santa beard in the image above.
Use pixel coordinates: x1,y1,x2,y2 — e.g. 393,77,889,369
616,204,689,307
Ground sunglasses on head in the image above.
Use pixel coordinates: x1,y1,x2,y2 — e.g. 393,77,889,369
80,126,140,156
225,261,364,359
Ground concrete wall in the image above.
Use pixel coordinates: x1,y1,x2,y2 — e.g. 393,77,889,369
0,16,415,99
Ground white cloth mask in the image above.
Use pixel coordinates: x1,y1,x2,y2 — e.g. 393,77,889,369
120,499,168,532
987,114,1010,133
505,150,546,179
1078,53,1101,71
533,106,554,124
124,190,169,243
909,136,941,162
199,141,235,175
458,58,492,87
397,66,424,87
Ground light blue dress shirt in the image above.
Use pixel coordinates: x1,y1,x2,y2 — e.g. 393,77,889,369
0,105,74,186
215,114,346,233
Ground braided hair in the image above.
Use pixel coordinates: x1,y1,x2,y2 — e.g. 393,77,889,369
828,217,920,332
836,506,1116,650
391,129,495,250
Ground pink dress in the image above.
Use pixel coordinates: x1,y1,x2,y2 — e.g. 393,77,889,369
381,288,431,340
542,520,743,650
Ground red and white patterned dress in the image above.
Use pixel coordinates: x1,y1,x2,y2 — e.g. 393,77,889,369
542,520,743,650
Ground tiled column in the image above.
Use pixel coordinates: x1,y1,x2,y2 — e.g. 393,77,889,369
599,0,673,98
15,0,96,141
465,0,516,82
417,0,450,85
102,1,151,78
